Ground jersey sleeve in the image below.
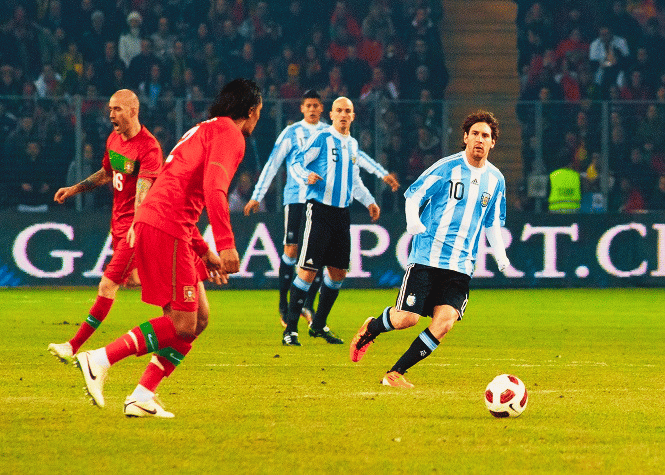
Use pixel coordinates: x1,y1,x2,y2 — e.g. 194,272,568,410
404,165,446,206
351,161,376,207
291,132,323,182
250,128,292,202
357,150,388,178
137,140,163,179
203,124,245,252
484,175,507,228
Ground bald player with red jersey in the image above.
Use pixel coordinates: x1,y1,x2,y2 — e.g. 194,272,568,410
73,79,263,418
48,89,162,362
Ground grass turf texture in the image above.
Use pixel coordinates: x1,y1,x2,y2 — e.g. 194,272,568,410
1,288,664,474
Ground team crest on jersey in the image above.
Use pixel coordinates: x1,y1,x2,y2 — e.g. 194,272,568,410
124,161,135,174
481,192,491,207
351,153,357,164
406,293,416,307
183,286,196,302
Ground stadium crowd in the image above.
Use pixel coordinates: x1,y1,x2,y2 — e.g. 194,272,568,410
0,0,447,212
516,0,665,212
1,0,664,213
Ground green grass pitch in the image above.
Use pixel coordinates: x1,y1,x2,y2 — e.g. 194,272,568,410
1,287,664,474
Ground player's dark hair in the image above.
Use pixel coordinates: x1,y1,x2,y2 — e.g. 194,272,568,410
208,78,262,120
461,110,499,148
302,89,321,102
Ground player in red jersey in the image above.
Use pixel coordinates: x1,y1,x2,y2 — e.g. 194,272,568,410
73,78,263,417
48,89,162,362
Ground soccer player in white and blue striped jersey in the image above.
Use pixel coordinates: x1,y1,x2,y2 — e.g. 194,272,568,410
281,97,380,346
350,111,511,388
244,90,327,324
245,91,399,328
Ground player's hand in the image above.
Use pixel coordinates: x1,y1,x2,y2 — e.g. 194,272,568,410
368,203,380,222
407,221,426,235
54,186,75,204
497,257,510,273
307,172,322,185
383,173,400,192
202,249,226,285
243,199,260,216
126,224,136,247
219,248,240,275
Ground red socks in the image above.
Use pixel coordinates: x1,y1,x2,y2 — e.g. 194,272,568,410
69,295,114,353
105,316,178,365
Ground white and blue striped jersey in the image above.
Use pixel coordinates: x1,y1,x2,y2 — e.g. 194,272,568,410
250,119,327,206
405,151,506,277
292,125,376,209
357,150,389,178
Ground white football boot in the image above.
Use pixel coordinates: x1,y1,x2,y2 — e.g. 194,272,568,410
123,396,174,418
74,351,108,408
47,342,74,363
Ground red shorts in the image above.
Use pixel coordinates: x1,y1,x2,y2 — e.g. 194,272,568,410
134,222,209,312
103,234,136,285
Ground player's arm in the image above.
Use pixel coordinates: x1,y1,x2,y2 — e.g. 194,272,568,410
245,131,292,215
351,162,380,222
54,167,111,204
292,133,323,185
404,168,444,235
357,150,400,192
484,183,509,272
204,131,243,275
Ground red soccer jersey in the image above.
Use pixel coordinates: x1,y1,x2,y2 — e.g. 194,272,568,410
102,125,163,238
135,116,245,252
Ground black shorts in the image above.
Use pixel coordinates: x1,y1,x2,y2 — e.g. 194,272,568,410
395,263,470,319
298,200,351,271
283,203,305,246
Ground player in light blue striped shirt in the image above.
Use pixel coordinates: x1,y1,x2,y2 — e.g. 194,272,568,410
282,97,380,346
244,91,399,328
350,111,512,388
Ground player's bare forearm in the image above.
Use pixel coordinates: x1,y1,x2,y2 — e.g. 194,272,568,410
77,168,111,193
134,177,153,209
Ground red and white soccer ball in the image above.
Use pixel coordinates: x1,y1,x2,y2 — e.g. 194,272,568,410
485,374,528,418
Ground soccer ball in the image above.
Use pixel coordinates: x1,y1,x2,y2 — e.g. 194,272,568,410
484,374,528,418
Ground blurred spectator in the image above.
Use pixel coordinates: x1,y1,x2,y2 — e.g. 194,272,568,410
151,16,176,63
622,146,655,197
138,63,166,115
401,37,448,99
127,39,162,90
405,6,442,51
360,66,398,102
229,171,266,213
3,5,41,79
330,1,362,45
56,40,83,87
362,1,395,46
554,27,589,72
648,174,665,210
279,64,303,101
606,0,643,53
94,41,125,97
34,63,62,98
407,126,440,182
320,65,348,100
230,41,257,81
207,0,237,37
185,84,208,127
341,45,371,98
80,10,112,63
165,40,201,95
328,23,356,63
201,42,230,95
280,0,308,51
621,69,653,101
0,101,17,149
630,46,660,92
3,115,36,164
118,11,143,68
589,24,630,87
616,176,646,212
241,2,283,65
215,19,244,67
15,140,53,210
302,44,327,89
639,17,665,65
635,104,665,151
